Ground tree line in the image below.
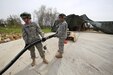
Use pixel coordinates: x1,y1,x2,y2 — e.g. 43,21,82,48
0,5,59,28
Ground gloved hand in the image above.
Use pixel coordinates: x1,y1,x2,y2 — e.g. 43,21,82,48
43,45,47,50
24,44,29,48
42,37,47,42
53,34,58,37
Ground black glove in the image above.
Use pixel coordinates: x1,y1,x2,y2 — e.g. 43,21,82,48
24,44,29,48
43,45,47,50
42,37,47,42
53,34,58,37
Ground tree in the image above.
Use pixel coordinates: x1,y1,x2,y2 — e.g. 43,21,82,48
34,5,46,28
34,5,58,28
6,15,21,27
0,19,6,27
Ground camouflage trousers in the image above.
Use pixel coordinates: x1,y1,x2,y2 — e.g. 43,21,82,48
58,38,65,53
28,43,45,59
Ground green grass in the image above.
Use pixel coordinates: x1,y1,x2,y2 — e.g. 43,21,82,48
42,28,51,33
0,27,51,34
0,27,21,34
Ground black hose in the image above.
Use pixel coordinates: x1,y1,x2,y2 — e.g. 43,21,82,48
0,34,55,75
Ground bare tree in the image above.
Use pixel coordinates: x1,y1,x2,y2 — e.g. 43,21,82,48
34,5,46,28
34,5,59,28
0,19,6,27
6,15,21,27
50,9,59,26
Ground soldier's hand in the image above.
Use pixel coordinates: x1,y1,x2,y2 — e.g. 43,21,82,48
42,37,47,42
24,44,29,48
53,34,58,37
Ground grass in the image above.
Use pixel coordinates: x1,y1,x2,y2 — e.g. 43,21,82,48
0,27,51,34
42,27,51,33
0,27,21,34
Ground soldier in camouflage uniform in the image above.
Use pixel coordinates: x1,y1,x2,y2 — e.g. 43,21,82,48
20,12,48,66
55,14,68,58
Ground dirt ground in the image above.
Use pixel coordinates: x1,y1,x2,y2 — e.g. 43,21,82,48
0,33,21,44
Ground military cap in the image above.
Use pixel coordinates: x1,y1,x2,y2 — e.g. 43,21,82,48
20,12,31,19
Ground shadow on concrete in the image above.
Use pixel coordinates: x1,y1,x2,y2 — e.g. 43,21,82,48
15,57,62,75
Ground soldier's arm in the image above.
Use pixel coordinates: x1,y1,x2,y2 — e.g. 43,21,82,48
35,23,44,38
61,24,66,35
22,28,28,44
57,23,66,37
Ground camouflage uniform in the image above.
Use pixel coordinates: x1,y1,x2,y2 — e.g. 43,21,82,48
56,21,68,53
22,22,45,58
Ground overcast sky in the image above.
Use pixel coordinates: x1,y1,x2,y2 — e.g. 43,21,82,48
0,0,113,21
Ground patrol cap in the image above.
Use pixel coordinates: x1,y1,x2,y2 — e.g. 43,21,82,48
59,13,66,19
20,12,31,19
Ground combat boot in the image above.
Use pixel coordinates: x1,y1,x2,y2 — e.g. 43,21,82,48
55,52,63,58
31,58,36,66
42,57,48,64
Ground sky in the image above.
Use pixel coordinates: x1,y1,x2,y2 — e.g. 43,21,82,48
0,0,113,21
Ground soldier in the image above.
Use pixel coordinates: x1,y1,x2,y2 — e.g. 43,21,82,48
20,12,48,66
55,14,68,58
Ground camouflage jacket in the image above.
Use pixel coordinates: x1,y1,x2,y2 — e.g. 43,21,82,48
22,22,44,44
56,21,68,39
